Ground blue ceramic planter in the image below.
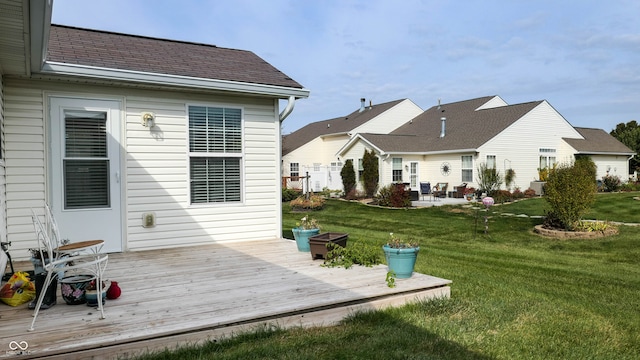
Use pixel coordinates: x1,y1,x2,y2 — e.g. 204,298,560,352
292,228,320,252
383,245,420,278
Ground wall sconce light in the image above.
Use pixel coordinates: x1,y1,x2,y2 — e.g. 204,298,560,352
405,164,409,171
141,112,155,128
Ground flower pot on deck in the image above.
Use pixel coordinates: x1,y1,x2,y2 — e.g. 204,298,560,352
382,245,420,279
308,232,348,260
60,274,93,305
291,228,320,252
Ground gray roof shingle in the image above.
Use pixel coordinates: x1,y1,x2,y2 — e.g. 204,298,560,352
47,25,304,89
282,99,406,155
369,96,542,153
564,127,635,154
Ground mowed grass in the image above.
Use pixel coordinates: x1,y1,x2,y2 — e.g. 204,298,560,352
136,194,640,360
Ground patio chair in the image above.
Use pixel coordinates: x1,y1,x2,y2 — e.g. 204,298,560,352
432,182,448,198
419,182,431,201
454,183,467,198
28,206,108,331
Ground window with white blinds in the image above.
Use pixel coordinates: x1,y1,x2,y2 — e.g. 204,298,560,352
188,105,242,204
63,111,110,209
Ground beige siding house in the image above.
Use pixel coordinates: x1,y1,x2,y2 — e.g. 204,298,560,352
0,1,309,260
338,96,634,195
282,98,422,191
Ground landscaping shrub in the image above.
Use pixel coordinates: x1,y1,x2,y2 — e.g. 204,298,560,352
523,188,536,198
340,159,356,197
511,187,525,199
620,180,640,191
602,174,622,192
282,187,300,202
491,189,512,204
289,194,326,211
476,162,503,193
375,183,411,208
544,158,597,230
361,149,379,198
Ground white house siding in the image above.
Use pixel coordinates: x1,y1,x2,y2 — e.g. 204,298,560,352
4,79,283,259
3,81,47,259
0,74,6,245
478,101,583,191
282,100,422,188
475,95,507,110
587,155,630,181
419,153,468,190
283,134,349,190
351,99,422,135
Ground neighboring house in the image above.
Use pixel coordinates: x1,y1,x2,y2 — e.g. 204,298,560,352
0,1,309,260
338,96,635,194
282,98,422,191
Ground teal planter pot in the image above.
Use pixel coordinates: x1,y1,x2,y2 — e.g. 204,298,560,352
383,245,420,279
292,228,320,252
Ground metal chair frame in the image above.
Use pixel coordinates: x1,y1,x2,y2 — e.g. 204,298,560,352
28,206,108,331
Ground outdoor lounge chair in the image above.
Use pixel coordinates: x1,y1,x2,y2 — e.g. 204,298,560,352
432,182,448,198
419,182,431,201
454,183,468,198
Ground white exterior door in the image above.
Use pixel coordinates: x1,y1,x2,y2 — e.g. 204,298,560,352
409,162,419,189
49,97,122,252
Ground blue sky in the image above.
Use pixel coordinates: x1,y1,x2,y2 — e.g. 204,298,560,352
52,0,640,134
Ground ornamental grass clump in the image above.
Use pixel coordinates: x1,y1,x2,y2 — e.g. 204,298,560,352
289,194,325,211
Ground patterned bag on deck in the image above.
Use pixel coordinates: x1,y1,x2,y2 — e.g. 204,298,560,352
0,271,36,306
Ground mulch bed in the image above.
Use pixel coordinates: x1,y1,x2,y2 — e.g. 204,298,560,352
534,224,618,239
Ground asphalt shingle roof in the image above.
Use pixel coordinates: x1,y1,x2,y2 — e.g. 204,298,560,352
368,96,542,152
47,25,304,89
564,127,635,154
282,99,405,155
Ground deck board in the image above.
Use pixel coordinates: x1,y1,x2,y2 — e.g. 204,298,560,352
0,239,450,359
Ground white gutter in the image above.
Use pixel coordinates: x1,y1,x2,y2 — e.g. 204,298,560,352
40,61,311,98
279,96,295,122
382,148,478,156
29,0,53,74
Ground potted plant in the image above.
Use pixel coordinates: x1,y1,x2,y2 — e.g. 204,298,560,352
464,187,476,201
291,216,320,252
382,233,420,279
85,279,109,307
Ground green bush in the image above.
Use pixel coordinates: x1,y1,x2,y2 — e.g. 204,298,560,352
375,183,411,208
476,162,503,193
361,149,379,197
340,159,356,197
544,158,597,230
282,188,300,202
602,174,622,192
491,190,512,204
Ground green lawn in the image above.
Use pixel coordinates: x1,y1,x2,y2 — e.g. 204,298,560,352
136,194,640,360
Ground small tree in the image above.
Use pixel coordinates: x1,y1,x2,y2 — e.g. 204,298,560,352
476,162,503,195
544,157,597,230
361,149,379,197
340,159,356,198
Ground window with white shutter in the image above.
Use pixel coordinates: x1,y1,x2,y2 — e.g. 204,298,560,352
188,105,242,204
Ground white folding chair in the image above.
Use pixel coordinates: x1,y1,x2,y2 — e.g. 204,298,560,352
28,206,108,331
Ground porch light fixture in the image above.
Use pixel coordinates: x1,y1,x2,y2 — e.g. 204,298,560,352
141,112,155,127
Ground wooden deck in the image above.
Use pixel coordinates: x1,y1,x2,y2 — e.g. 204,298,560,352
0,239,451,359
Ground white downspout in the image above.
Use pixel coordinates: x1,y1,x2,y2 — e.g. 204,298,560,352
279,96,296,122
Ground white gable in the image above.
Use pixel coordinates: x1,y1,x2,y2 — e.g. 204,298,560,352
475,95,508,110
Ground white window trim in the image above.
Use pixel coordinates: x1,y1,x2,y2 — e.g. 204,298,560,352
186,103,245,207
